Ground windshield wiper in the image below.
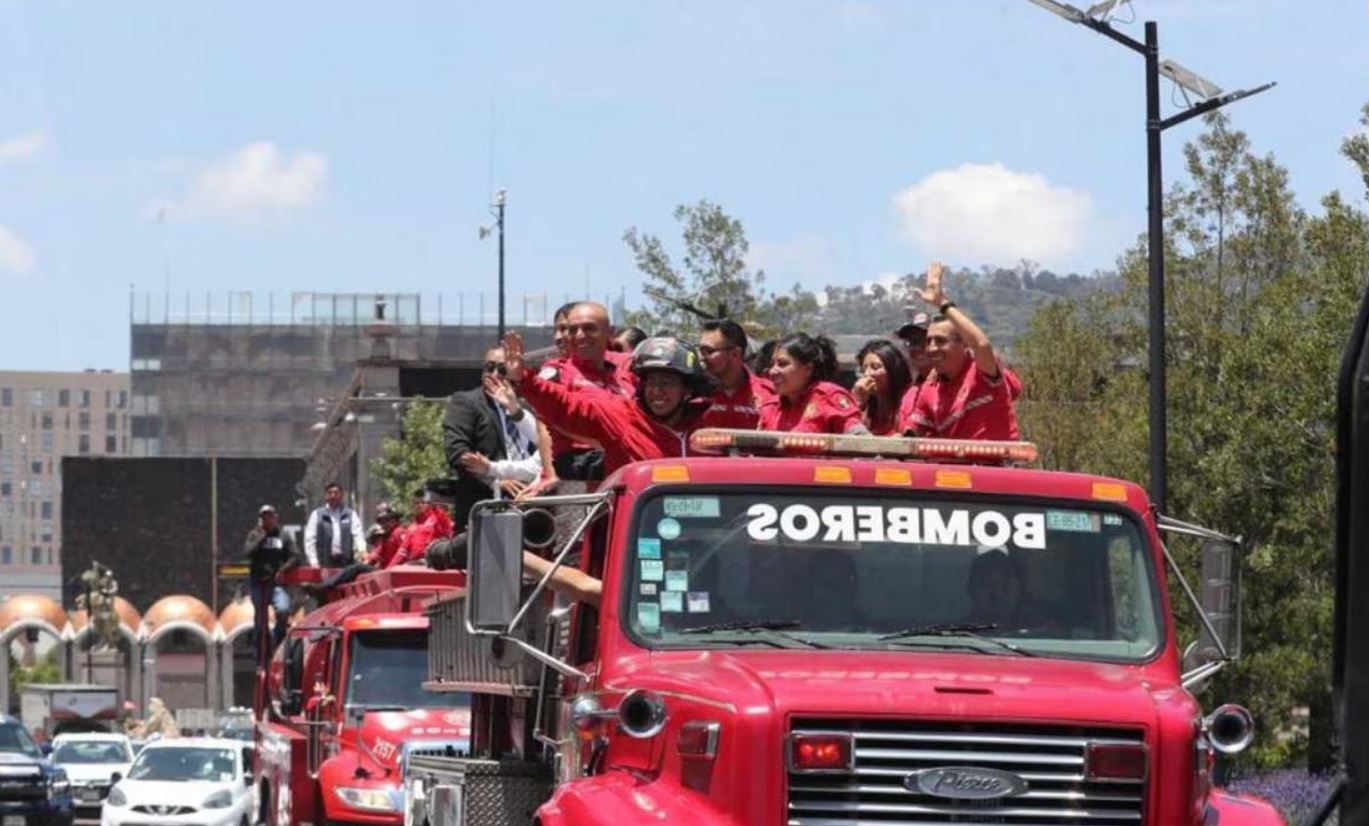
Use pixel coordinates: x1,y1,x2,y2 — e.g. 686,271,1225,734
679,619,830,649
878,623,1037,657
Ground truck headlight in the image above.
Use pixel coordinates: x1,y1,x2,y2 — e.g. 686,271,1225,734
334,787,401,813
203,790,234,810
106,786,128,807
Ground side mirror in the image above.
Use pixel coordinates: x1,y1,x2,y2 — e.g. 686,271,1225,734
1198,538,1241,661
109,773,122,784
467,510,525,631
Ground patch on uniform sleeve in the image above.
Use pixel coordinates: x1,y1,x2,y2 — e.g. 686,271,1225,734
834,394,852,410
538,366,560,381
803,403,820,420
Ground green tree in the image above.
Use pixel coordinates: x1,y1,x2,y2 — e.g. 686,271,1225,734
624,200,765,339
1017,110,1369,767
370,400,448,513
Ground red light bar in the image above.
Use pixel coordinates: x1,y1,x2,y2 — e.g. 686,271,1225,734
1086,742,1148,783
689,429,1038,464
787,733,854,773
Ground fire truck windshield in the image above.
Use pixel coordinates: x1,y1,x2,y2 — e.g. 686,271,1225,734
345,629,459,711
623,489,1165,662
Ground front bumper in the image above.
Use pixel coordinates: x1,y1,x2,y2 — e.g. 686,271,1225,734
70,785,110,812
101,805,246,826
0,802,76,826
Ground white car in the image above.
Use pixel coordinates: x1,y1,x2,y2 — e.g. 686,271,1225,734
50,733,134,813
101,738,254,826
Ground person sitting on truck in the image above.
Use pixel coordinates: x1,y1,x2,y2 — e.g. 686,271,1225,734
697,318,774,430
503,332,712,476
851,339,916,437
365,503,405,568
760,333,869,435
392,489,455,566
894,311,933,422
903,262,1021,441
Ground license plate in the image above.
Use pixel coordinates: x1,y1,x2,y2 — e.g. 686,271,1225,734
4,815,27,826
80,790,101,801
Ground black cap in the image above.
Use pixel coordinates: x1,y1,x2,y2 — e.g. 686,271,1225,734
896,311,931,340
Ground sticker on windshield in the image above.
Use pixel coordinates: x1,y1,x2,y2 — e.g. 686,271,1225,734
665,570,689,592
1047,510,1101,533
660,592,684,612
745,503,1047,549
657,517,682,540
637,602,661,632
640,583,657,596
663,496,721,518
640,559,664,581
687,592,711,613
1103,513,1124,527
637,537,662,559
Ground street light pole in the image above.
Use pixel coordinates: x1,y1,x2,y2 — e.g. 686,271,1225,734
494,189,508,340
1025,0,1273,512
1145,21,1167,511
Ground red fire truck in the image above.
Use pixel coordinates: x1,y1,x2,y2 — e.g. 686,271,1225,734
406,431,1287,825
255,567,470,826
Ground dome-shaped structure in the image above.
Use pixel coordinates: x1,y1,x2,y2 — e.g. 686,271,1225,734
218,599,255,641
70,597,142,636
142,595,216,642
0,595,69,637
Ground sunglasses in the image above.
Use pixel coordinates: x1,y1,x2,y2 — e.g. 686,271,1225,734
697,344,738,358
483,362,508,376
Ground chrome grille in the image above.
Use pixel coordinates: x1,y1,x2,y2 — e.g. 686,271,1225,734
132,805,197,815
787,719,1146,825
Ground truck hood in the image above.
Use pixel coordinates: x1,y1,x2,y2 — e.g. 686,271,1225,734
346,707,472,772
626,649,1177,727
0,751,44,774
60,762,131,784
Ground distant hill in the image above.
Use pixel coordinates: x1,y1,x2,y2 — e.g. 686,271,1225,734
809,265,1118,353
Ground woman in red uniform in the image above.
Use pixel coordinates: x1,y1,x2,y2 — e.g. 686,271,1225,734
759,333,869,435
851,339,914,436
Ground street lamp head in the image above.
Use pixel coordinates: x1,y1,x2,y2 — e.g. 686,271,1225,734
492,188,508,207
1159,59,1224,100
1025,0,1087,23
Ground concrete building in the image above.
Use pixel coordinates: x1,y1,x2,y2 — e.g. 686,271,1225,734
128,291,572,460
0,370,129,600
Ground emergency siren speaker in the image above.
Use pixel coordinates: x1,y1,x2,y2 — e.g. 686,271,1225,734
1206,704,1255,754
520,508,558,550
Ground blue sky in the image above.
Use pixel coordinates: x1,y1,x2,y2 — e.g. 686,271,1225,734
1,0,1367,370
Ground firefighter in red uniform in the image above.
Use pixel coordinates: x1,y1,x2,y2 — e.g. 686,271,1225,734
760,332,869,435
903,261,1021,440
364,503,405,568
503,332,710,476
697,318,774,430
392,490,454,566
537,301,636,481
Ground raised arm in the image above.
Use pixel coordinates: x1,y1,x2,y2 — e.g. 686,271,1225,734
916,261,999,379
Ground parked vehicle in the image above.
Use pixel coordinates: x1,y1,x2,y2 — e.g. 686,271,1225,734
49,733,133,814
255,567,470,826
100,737,254,826
20,685,119,740
0,713,73,826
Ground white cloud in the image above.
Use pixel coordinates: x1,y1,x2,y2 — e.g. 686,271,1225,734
167,142,328,223
892,162,1095,268
0,225,37,276
0,131,45,162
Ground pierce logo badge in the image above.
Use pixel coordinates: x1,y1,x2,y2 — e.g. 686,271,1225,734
904,766,1029,800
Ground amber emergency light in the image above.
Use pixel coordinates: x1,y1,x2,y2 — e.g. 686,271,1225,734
689,429,1039,465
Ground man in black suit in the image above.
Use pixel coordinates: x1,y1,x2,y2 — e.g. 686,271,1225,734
443,345,543,531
